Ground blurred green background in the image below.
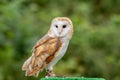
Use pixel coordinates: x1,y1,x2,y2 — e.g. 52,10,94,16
0,0,120,80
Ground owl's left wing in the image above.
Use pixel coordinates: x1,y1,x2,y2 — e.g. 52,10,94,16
33,34,51,50
22,35,62,76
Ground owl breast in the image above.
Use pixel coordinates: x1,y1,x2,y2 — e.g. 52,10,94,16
55,42,68,58
46,39,70,69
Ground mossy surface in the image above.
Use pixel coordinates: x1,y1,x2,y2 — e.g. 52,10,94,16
41,77,105,80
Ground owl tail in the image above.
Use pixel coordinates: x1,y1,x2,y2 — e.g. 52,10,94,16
22,55,45,77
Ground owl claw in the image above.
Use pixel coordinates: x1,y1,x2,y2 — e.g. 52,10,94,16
45,70,56,77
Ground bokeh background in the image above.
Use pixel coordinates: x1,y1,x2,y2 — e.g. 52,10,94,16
0,0,120,80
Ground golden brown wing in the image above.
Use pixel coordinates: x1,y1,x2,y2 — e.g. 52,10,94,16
22,35,62,77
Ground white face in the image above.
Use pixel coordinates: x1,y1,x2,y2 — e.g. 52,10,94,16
50,18,73,38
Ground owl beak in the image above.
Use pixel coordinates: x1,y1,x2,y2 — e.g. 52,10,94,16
58,28,63,35
58,31,61,35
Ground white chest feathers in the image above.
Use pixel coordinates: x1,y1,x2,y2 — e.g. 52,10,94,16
46,39,69,70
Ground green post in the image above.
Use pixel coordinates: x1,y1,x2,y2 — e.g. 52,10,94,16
41,77,105,80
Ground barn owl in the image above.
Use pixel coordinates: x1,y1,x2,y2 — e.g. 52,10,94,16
22,17,73,77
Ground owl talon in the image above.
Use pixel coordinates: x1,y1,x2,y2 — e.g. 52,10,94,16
45,70,56,77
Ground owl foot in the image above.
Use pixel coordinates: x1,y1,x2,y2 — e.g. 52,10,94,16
45,70,56,78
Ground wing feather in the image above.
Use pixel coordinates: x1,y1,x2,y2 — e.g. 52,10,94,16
22,35,62,77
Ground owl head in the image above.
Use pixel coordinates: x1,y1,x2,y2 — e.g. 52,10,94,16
48,17,73,39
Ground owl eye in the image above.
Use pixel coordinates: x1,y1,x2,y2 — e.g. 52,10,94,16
55,25,58,28
63,25,67,28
